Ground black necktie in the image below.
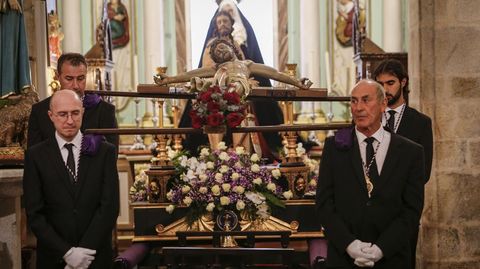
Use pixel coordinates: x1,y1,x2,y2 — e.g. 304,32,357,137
364,137,379,182
64,143,76,182
387,110,396,132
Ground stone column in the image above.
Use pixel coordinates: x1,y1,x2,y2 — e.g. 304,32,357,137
299,0,321,119
409,0,480,268
143,0,165,117
383,0,403,52
61,0,82,53
0,169,24,269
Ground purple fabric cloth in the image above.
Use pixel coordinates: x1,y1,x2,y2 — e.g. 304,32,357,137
81,134,103,156
308,238,328,267
334,126,354,150
83,93,102,109
115,243,150,268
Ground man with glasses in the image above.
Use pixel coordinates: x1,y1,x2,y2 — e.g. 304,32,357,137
24,90,119,269
27,53,118,148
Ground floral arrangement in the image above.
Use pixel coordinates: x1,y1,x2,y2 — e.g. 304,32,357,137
166,142,292,225
189,82,246,129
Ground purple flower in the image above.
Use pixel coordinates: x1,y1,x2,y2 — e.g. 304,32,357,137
81,134,104,156
83,93,102,109
334,126,354,150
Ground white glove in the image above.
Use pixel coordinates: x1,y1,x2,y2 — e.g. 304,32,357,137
63,247,96,268
346,239,372,260
354,257,375,267
362,244,383,262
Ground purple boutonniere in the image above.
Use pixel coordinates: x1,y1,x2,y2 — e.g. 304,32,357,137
334,126,354,150
81,134,104,156
83,93,102,109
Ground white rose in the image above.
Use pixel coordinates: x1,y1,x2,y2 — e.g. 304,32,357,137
218,142,227,150
215,173,224,182
235,161,243,168
231,172,240,181
130,186,136,192
309,179,317,187
253,177,262,185
271,169,281,179
250,153,260,162
166,190,173,200
180,155,188,167
181,185,191,194
200,147,210,157
199,174,208,181
236,200,246,210
267,182,276,191
206,202,215,212
199,186,208,194
219,152,230,161
251,164,260,173
183,196,193,206
166,204,175,214
283,190,293,200
222,183,231,192
235,146,245,155
207,161,215,170
220,196,231,205
211,185,221,196
220,165,229,174
234,185,245,194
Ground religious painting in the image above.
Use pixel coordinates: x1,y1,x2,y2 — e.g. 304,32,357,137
328,0,366,96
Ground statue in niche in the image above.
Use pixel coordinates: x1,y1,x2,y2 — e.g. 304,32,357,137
335,0,365,47
107,0,129,49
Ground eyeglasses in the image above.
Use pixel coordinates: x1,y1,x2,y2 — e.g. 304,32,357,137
53,110,82,122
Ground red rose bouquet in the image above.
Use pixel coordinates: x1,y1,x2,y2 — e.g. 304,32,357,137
190,83,246,129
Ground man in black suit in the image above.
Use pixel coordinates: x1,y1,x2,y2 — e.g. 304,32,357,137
27,52,118,148
316,80,425,268
24,90,119,269
373,59,433,269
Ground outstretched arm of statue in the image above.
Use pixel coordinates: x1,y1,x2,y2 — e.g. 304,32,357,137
154,67,217,85
7,0,22,13
249,63,313,90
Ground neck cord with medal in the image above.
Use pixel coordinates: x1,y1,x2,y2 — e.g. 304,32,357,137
363,131,384,197
65,146,80,183
384,103,406,133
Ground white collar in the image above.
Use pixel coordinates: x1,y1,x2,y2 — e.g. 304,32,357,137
355,125,386,143
386,103,406,114
55,131,83,150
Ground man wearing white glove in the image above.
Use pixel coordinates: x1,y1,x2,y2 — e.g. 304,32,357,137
24,90,120,269
63,247,96,269
316,80,425,268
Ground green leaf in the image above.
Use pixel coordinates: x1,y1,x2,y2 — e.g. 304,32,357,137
262,192,285,208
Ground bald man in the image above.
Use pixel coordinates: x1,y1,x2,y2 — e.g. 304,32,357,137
23,90,119,269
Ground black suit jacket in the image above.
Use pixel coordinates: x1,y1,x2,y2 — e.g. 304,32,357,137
396,106,433,182
23,138,120,269
27,96,119,148
316,132,425,269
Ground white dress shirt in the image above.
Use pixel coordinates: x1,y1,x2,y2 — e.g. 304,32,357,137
382,103,406,133
55,131,83,177
355,126,391,175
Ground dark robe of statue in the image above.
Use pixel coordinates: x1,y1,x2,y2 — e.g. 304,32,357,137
0,0,31,96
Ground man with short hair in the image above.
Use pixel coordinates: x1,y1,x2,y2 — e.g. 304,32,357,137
27,52,118,148
373,59,433,269
316,79,425,268
24,90,119,269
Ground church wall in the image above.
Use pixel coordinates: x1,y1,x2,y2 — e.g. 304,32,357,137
409,0,480,268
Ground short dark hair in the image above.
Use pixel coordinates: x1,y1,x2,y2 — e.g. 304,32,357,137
372,59,410,103
57,53,87,74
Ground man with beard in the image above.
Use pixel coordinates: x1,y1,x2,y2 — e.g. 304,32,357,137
373,59,432,269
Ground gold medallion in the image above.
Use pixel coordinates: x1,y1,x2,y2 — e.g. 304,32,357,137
365,174,373,198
